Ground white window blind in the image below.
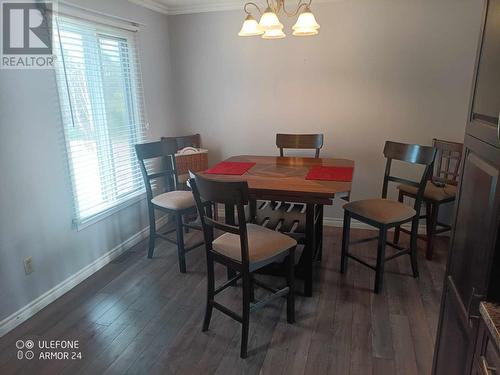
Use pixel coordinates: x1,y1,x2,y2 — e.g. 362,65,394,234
54,14,146,226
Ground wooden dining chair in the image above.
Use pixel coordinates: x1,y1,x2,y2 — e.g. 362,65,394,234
256,133,324,231
394,139,463,260
276,133,324,158
189,173,296,358
161,133,201,150
341,141,436,293
161,134,202,184
135,139,203,272
253,133,325,266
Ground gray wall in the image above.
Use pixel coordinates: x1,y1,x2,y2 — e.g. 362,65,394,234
0,0,177,323
167,0,484,219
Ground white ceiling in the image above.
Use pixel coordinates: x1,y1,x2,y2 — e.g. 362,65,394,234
129,0,336,15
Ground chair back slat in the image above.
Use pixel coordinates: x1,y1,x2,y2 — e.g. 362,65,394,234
383,141,436,165
162,134,201,150
191,174,249,206
276,133,324,158
190,174,251,266
432,138,463,185
382,141,437,214
135,139,179,200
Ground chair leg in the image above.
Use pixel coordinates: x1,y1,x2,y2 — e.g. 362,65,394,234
147,206,156,259
374,228,387,294
394,191,404,244
426,202,439,260
341,211,351,273
286,248,296,324
249,274,255,302
410,217,420,277
202,253,215,332
175,213,187,273
240,272,251,359
225,203,238,285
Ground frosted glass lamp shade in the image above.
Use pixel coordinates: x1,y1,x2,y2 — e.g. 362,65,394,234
292,28,319,36
259,7,284,31
238,14,264,36
262,28,286,39
292,6,320,36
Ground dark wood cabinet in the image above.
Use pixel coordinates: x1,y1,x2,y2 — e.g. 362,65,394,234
433,135,500,374
432,1,500,374
472,313,500,375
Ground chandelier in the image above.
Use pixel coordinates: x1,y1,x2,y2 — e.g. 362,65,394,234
238,0,320,39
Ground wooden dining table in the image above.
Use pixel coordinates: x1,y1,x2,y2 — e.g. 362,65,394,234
200,155,354,296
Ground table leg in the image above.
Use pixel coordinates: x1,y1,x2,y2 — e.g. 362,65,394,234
304,203,316,297
316,204,324,261
249,197,257,223
225,203,237,284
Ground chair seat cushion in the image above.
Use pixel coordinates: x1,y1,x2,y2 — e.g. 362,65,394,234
151,190,195,210
343,198,416,225
212,224,297,264
397,181,457,202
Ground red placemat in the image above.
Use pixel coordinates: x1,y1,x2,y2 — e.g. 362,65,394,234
305,166,354,181
205,161,256,175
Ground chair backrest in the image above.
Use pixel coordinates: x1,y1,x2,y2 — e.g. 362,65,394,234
189,173,251,266
161,134,201,150
432,138,463,185
135,138,179,201
382,141,437,212
276,133,324,158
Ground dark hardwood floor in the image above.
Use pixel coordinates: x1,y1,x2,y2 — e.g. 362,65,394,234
0,226,447,375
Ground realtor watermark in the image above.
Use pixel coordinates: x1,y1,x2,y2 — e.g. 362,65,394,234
16,339,82,360
1,0,56,69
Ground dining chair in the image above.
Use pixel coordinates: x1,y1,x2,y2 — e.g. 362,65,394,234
276,133,324,158
161,133,201,149
161,134,202,185
394,139,463,260
135,139,203,272
255,133,324,229
341,141,436,293
253,133,325,268
189,173,297,358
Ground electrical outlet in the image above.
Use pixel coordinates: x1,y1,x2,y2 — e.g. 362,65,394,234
23,257,33,275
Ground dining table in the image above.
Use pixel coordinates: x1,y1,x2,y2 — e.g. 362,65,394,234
200,155,354,296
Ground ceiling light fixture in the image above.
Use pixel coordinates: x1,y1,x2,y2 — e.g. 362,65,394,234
238,0,320,39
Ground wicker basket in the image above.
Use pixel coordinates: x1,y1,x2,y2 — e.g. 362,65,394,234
175,148,208,182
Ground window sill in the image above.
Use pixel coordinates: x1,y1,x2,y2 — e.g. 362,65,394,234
73,192,147,231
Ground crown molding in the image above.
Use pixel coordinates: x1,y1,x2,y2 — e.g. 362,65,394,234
129,0,338,16
129,0,170,15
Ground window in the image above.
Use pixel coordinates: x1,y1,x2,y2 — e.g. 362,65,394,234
54,15,146,227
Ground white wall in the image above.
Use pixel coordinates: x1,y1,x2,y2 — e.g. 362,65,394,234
167,0,484,219
0,0,177,326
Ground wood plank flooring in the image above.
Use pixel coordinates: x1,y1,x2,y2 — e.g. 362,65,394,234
0,226,447,374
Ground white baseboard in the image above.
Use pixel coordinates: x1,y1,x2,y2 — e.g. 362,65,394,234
0,215,169,338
